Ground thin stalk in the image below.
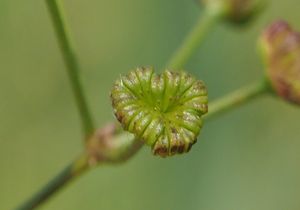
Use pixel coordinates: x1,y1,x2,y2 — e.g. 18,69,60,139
205,79,269,120
46,0,94,136
166,7,223,70
15,154,89,210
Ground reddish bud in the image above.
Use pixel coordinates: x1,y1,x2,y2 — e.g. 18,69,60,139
260,20,300,105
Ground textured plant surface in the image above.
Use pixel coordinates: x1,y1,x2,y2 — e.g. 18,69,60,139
111,68,208,157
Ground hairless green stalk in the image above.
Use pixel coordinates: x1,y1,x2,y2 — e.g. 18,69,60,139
15,154,89,210
205,79,270,120
166,6,223,70
14,0,270,210
46,0,94,137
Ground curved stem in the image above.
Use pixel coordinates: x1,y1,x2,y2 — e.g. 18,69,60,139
205,79,269,121
46,0,94,136
166,7,223,70
15,154,89,210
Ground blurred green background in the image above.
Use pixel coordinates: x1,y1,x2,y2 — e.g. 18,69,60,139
1,0,300,209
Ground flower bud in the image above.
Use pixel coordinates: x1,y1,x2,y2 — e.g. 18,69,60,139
260,20,300,105
110,67,208,157
201,0,265,24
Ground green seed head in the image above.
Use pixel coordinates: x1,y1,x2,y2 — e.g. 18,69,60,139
260,20,300,105
202,0,265,25
111,67,208,157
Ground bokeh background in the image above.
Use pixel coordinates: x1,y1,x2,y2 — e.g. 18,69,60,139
1,0,300,209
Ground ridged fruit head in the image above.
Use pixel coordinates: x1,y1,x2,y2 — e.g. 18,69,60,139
111,67,208,157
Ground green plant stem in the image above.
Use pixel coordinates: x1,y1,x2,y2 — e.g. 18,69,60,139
205,79,269,120
166,8,223,70
46,0,94,136
15,154,89,210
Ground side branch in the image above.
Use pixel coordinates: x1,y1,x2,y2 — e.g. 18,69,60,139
166,8,222,70
205,79,269,120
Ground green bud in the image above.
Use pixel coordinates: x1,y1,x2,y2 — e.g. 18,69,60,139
260,20,300,105
110,67,208,157
201,0,265,24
